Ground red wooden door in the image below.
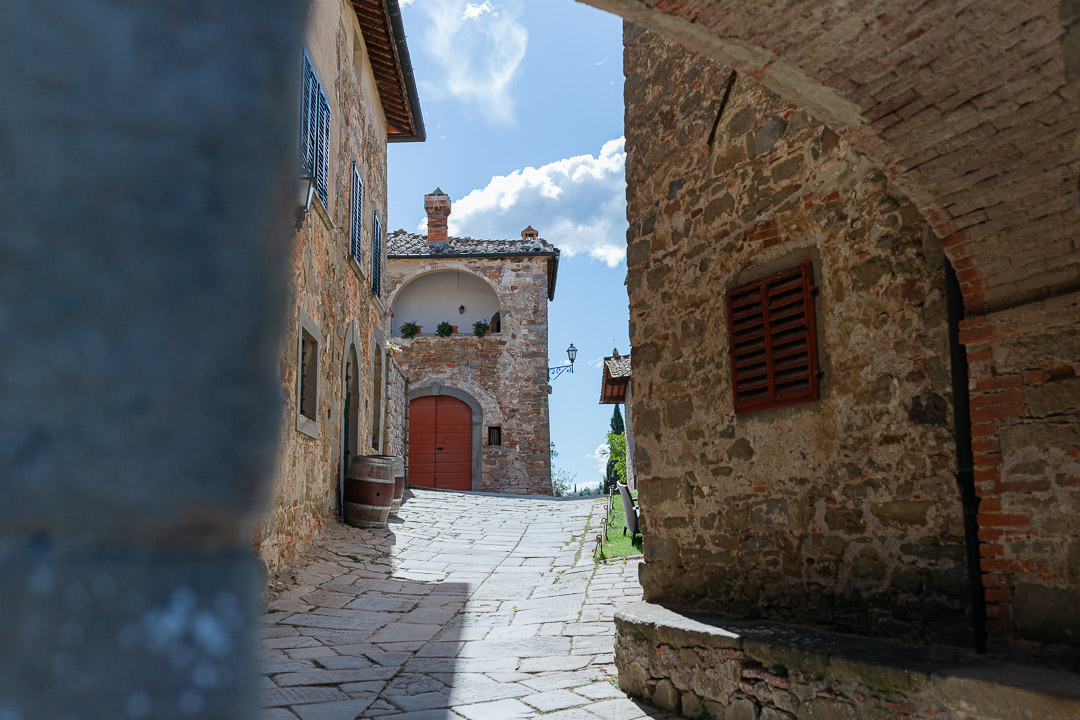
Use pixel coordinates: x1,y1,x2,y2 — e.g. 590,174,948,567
408,396,473,491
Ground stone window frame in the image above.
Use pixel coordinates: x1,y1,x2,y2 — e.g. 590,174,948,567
295,308,322,439
726,260,821,414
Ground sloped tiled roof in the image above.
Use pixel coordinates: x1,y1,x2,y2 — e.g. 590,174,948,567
600,351,631,404
386,231,557,257
387,230,561,300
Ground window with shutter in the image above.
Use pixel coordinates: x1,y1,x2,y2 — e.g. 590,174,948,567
726,261,820,414
300,52,316,178
299,50,330,208
350,163,363,260
315,88,330,206
372,212,382,297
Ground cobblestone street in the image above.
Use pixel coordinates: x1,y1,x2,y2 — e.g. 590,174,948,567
260,489,674,720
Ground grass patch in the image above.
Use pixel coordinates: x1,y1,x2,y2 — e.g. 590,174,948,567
597,489,642,560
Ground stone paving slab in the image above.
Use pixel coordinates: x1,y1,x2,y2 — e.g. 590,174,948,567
260,488,674,719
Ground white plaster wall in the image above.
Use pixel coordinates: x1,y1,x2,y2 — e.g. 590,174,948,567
391,270,501,334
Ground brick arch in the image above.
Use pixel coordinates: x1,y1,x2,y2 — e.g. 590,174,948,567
582,0,1080,315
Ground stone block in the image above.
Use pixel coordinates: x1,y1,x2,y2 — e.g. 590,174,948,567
1026,378,1080,417
681,689,705,717
722,697,760,720
652,679,680,712
795,698,856,720
1013,583,1080,644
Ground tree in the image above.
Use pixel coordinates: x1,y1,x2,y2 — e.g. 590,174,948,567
603,405,626,494
550,442,577,497
610,404,625,434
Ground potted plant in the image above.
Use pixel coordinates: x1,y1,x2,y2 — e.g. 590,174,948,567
473,320,490,338
436,321,454,337
400,322,420,339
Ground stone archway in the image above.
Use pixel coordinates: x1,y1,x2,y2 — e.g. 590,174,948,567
580,0,1080,316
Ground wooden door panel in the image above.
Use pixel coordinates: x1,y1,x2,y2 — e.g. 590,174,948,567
410,395,473,492
408,397,438,489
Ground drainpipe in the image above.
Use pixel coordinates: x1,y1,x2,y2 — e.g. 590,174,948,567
946,259,987,653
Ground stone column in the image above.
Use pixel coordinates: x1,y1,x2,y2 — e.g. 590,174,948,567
0,2,303,718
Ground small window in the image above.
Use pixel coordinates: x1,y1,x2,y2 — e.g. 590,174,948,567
300,51,330,207
490,311,501,334
296,310,321,438
726,261,820,414
299,329,319,421
350,163,363,260
488,426,502,446
372,212,383,297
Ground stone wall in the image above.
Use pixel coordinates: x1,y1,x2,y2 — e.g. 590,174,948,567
258,0,398,575
387,256,553,494
384,350,409,460
958,292,1080,663
625,28,970,643
615,603,1080,720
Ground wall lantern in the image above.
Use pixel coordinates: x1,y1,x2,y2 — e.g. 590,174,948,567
295,173,316,229
549,343,577,381
459,304,466,314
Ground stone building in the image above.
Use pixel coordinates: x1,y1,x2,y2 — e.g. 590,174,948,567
600,349,636,490
385,190,560,494
615,18,1080,715
257,0,423,575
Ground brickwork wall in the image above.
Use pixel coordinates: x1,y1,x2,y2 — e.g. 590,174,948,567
387,257,553,494
259,0,399,575
958,291,1080,664
589,0,1080,316
625,29,970,643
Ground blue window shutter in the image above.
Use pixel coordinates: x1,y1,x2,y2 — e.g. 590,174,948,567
315,88,330,206
372,213,382,297
300,53,315,176
350,164,363,259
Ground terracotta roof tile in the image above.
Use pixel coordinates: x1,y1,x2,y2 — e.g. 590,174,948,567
605,356,632,379
387,230,557,257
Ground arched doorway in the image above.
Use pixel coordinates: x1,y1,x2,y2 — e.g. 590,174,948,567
409,395,474,491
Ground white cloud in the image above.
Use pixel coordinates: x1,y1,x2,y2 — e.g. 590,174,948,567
588,443,610,475
400,0,416,5
588,356,606,369
417,0,526,126
462,1,494,20
436,137,628,266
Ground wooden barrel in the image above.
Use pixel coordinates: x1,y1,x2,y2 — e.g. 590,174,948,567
344,455,395,528
390,456,405,517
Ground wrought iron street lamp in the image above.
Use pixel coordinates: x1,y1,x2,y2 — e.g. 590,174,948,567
549,343,577,380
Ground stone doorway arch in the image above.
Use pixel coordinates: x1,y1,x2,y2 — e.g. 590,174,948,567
408,380,483,491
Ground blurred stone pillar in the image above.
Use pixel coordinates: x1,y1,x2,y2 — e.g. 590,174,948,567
0,2,303,718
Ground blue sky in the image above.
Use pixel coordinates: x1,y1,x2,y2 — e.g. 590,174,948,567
388,0,628,490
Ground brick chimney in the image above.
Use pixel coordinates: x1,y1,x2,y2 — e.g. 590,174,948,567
521,225,538,242
424,188,450,243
